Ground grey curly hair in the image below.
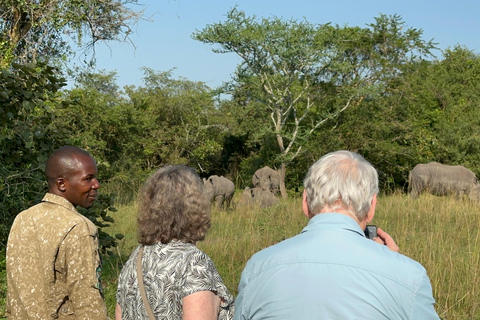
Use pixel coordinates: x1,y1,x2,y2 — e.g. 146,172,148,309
137,165,211,245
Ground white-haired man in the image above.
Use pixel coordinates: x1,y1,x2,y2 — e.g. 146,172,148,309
234,150,439,319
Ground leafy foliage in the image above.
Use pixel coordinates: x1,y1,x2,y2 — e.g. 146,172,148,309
303,46,480,190
0,62,67,245
61,68,228,191
422,47,480,171
126,68,225,174
79,193,123,255
0,0,144,67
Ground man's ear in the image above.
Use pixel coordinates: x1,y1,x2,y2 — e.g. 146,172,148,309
303,190,312,218
366,193,377,223
56,177,67,192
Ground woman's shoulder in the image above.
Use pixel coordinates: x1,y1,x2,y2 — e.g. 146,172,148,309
150,240,210,263
172,241,212,263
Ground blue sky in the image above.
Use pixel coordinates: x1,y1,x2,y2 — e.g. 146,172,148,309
84,0,480,89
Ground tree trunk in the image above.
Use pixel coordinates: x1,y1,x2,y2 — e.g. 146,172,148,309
279,162,288,199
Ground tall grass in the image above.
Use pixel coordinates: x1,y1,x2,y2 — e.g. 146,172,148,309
197,196,307,294
375,193,480,319
103,192,480,320
2,192,480,319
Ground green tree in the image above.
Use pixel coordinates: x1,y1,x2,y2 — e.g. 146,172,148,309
425,46,480,171
125,68,225,174
0,62,67,245
194,10,436,197
391,47,480,175
0,0,143,67
60,70,138,177
62,68,226,188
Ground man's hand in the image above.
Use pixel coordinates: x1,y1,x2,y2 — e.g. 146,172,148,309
373,228,400,252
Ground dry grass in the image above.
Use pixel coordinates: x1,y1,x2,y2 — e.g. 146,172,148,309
2,192,479,319
104,192,480,319
197,196,307,294
375,193,480,319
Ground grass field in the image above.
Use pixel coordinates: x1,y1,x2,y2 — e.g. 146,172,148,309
2,192,480,319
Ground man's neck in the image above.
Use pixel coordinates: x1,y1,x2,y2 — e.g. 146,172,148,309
317,207,365,229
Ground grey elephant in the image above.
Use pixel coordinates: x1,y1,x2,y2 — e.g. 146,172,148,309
409,162,480,200
204,175,235,209
239,187,279,208
252,166,280,194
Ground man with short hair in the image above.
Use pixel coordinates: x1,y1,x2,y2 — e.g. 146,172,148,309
234,150,439,319
6,146,108,319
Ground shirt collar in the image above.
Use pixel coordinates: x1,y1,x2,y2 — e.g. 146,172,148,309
301,212,365,237
42,193,78,212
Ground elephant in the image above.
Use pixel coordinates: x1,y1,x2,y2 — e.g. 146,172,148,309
408,162,480,201
252,166,280,194
239,187,279,208
204,175,235,209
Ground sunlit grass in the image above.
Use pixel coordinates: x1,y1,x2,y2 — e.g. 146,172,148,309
372,193,480,319
104,192,480,319
2,192,480,319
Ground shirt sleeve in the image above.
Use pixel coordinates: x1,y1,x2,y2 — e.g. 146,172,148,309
61,224,108,319
411,271,440,320
180,249,235,319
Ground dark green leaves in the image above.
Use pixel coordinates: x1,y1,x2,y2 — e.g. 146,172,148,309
0,62,68,245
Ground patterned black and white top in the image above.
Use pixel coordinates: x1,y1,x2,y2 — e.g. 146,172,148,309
116,240,235,319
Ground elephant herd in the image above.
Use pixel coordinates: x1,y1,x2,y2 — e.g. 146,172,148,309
204,161,480,211
203,166,281,210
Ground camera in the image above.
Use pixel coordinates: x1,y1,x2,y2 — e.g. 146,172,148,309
364,225,378,240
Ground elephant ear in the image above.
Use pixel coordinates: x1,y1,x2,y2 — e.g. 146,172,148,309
209,177,214,185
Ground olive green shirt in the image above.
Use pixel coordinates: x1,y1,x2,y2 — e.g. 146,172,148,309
6,193,107,319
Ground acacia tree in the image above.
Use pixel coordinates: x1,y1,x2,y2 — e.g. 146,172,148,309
0,0,143,67
194,9,435,198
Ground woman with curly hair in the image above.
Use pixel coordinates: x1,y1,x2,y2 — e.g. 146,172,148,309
116,165,234,320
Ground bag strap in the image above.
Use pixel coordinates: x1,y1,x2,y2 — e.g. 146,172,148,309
137,246,156,320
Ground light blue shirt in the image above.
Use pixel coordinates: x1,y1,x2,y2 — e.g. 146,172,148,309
234,213,439,320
